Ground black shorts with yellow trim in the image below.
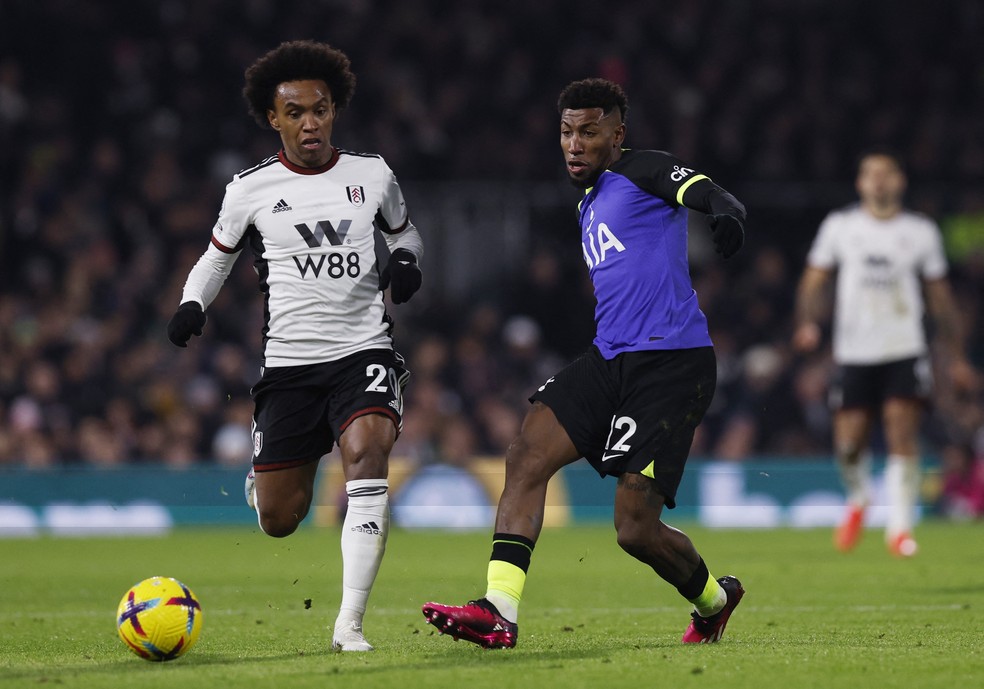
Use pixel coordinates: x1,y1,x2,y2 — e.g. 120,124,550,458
249,348,409,472
530,345,716,508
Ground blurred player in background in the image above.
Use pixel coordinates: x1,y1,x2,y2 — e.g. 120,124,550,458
166,40,423,650
793,150,977,557
423,78,747,648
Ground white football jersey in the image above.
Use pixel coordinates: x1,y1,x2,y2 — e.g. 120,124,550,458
807,204,948,364
184,149,413,367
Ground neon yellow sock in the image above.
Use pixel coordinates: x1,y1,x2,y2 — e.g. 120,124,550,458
485,560,525,622
689,572,727,617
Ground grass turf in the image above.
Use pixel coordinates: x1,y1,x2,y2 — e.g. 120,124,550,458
1,521,981,689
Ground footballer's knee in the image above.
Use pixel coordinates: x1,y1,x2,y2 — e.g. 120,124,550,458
614,476,670,560
616,519,683,572
258,505,307,538
615,519,648,560
504,435,559,486
340,442,390,481
614,511,665,558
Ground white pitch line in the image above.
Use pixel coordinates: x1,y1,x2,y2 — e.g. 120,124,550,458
0,602,966,622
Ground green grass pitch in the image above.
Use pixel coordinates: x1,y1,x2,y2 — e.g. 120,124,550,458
1,521,982,689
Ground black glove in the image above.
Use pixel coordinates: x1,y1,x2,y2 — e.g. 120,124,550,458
708,214,744,259
379,249,422,304
166,301,207,347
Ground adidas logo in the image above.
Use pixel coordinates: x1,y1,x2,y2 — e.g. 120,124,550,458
351,521,382,535
272,198,292,213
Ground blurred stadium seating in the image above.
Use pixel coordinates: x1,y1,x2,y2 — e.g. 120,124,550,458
1,0,982,517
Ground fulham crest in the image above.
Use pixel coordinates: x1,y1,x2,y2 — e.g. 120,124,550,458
346,185,365,207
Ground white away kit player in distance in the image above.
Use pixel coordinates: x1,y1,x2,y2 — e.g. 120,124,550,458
793,149,977,557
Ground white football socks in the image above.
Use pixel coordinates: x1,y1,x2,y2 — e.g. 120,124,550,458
337,479,389,624
885,455,919,538
837,450,871,508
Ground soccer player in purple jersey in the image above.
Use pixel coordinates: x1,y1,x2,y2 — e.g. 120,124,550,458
423,79,747,648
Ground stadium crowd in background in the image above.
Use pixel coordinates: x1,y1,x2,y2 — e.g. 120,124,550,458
1,0,982,516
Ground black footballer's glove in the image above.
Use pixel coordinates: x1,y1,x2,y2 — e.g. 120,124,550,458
708,214,744,259
166,301,207,347
379,249,422,304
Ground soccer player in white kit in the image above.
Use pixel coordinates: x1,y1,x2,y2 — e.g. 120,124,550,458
166,41,424,650
793,150,976,557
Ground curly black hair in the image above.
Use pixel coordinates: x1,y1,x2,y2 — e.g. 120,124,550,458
242,40,357,128
557,78,629,122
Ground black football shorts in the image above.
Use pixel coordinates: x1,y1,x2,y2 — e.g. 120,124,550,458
829,355,932,410
249,348,409,472
530,346,716,508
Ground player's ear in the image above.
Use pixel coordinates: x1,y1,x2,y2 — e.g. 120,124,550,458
614,122,626,148
267,110,280,131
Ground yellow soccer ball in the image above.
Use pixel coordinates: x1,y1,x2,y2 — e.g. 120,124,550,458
116,576,203,661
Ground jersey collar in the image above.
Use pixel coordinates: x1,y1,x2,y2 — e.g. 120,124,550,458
277,147,340,175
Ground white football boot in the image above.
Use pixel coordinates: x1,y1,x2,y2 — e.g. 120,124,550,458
332,617,374,652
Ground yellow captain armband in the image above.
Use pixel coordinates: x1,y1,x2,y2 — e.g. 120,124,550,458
676,174,709,206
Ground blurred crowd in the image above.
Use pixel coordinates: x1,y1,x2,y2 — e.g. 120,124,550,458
1,1,983,515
